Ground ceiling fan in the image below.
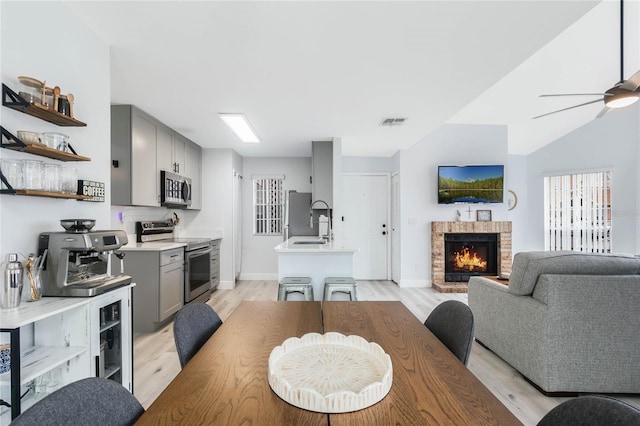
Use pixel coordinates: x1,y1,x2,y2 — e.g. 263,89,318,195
533,0,640,119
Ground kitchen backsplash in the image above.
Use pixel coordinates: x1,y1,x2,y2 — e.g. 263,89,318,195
110,206,223,240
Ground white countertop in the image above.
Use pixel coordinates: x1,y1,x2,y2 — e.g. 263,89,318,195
274,237,358,253
119,241,187,251
0,284,135,329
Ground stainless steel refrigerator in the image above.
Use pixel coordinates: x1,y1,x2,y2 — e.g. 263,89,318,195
284,191,319,240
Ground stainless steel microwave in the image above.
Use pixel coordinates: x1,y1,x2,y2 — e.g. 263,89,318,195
160,170,192,208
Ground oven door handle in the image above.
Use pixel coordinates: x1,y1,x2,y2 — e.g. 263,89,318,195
187,247,213,258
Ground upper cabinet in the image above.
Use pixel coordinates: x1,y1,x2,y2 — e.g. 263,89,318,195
111,105,202,209
184,140,202,210
111,105,159,207
172,133,186,175
311,140,333,208
157,130,200,210
156,124,173,177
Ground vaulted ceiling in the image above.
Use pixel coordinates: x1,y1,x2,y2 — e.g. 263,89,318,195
66,1,638,157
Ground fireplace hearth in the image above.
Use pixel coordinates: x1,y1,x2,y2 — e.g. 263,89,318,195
444,233,498,282
431,221,512,293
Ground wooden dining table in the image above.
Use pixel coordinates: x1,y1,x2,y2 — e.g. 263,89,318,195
136,301,521,425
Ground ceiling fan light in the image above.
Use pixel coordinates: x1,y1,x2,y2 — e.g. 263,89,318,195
604,91,639,109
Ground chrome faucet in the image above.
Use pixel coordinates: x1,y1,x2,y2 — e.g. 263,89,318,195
310,199,332,241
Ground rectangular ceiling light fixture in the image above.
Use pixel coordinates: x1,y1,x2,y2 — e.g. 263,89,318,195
219,113,260,143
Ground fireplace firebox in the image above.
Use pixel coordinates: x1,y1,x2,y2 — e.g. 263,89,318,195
444,233,498,282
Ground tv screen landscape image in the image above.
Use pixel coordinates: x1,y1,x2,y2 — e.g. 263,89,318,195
438,165,504,204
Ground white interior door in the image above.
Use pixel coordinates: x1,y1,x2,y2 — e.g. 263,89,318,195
391,173,400,284
342,174,389,280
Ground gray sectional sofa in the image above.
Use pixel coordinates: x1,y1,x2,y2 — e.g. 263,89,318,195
468,251,640,394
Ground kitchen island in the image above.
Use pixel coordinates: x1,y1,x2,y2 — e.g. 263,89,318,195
274,237,358,301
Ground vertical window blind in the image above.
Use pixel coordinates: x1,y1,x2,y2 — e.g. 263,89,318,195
544,171,612,253
253,177,284,235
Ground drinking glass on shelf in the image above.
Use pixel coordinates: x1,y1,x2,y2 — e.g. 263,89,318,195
34,374,47,394
43,164,61,192
23,160,44,190
60,167,77,194
47,367,62,392
1,158,24,190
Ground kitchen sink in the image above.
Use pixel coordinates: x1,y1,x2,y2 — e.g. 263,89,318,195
293,240,326,245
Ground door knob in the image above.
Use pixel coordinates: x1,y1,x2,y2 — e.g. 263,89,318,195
382,231,387,235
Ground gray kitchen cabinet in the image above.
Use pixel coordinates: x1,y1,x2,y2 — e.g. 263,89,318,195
124,248,184,332
172,133,186,174
156,124,174,176
311,140,333,208
111,105,159,206
159,255,184,320
112,105,203,208
158,130,187,175
184,140,202,210
210,239,221,290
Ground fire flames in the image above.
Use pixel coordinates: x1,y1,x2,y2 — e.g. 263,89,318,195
454,247,487,271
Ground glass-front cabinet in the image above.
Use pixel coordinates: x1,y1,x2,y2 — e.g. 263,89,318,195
90,288,132,390
0,285,133,422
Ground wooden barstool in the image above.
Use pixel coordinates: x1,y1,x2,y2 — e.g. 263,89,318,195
323,277,357,301
278,277,314,301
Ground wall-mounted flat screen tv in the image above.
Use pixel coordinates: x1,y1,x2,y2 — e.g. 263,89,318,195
438,165,504,204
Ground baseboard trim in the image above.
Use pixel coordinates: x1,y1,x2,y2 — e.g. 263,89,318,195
218,280,235,290
239,273,278,281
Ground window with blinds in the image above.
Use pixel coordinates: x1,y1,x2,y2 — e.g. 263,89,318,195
253,177,284,236
544,171,612,253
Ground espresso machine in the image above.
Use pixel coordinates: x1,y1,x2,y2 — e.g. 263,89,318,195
38,230,132,297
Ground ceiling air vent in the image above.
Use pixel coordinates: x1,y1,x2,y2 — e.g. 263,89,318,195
380,118,407,127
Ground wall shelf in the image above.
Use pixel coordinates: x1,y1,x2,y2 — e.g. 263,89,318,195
1,126,90,162
0,188,92,200
2,84,86,127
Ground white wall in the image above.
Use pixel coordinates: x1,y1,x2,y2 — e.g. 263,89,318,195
399,124,509,287
506,154,529,255
342,156,397,173
0,2,111,260
526,104,640,254
240,157,311,279
185,148,238,287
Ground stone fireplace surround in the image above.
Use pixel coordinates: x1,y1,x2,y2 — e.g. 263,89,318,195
431,221,512,293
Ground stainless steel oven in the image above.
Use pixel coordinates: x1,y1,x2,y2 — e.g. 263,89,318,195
182,240,212,303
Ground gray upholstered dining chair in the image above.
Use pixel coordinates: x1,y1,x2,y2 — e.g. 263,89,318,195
173,302,223,368
424,300,475,366
537,395,640,425
11,377,144,425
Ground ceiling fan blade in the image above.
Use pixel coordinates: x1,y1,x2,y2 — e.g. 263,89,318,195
540,93,604,97
619,69,640,91
533,98,604,119
595,106,610,119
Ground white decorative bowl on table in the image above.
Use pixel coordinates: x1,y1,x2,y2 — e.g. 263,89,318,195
268,332,392,413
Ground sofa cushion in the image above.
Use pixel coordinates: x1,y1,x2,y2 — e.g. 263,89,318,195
509,251,640,296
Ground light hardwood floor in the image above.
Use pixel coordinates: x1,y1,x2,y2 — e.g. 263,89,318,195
133,280,640,425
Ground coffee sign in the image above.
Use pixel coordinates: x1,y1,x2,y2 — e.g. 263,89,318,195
77,180,105,202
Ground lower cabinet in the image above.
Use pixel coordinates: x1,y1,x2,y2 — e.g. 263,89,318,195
91,288,133,392
159,254,184,320
210,239,221,290
124,248,184,333
0,285,134,422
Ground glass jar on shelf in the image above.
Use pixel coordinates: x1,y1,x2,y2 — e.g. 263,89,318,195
1,158,24,190
60,166,77,194
23,160,44,191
